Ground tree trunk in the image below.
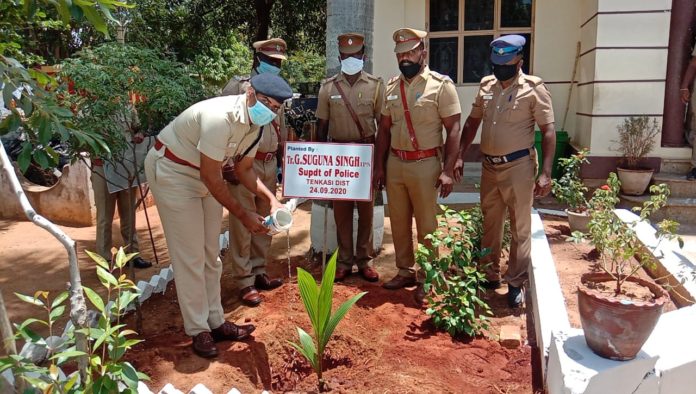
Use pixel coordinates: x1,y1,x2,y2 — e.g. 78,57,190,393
326,0,375,77
0,141,90,380
255,0,276,42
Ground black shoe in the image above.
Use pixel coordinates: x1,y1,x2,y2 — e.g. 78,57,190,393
507,285,524,308
687,168,696,181
482,279,501,290
129,257,152,269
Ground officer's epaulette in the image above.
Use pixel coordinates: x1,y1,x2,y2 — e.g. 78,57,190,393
428,70,453,83
521,74,543,86
387,75,400,85
321,75,338,85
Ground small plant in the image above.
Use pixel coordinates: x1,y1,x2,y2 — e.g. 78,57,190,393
0,247,147,393
552,149,590,213
568,173,682,295
288,251,366,392
416,205,493,337
614,116,660,170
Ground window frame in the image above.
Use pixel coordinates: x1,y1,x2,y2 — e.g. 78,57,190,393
425,0,536,85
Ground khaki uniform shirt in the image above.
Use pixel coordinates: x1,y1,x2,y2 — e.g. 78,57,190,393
157,95,260,169
221,74,288,153
381,65,461,150
470,72,555,156
316,71,384,141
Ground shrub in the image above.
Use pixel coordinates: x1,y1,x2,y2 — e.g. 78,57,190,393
0,248,147,393
552,149,590,213
416,205,493,337
614,116,660,170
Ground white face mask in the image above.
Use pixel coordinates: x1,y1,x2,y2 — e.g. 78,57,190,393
340,56,364,75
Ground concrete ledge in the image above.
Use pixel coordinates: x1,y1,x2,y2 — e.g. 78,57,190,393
529,210,571,383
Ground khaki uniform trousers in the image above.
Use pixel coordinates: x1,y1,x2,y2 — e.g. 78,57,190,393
333,198,374,270
91,165,139,259
480,150,537,287
226,158,277,288
386,154,441,278
144,149,225,336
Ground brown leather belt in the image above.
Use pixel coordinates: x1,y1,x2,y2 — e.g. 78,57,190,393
334,135,376,144
255,151,277,162
154,138,200,170
391,147,439,161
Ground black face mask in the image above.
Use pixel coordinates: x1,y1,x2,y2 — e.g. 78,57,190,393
492,62,519,81
399,60,422,79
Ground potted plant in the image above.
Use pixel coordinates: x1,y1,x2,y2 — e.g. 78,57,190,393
569,173,681,360
614,116,660,195
552,149,590,232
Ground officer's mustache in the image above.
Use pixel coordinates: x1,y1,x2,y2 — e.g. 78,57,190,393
398,60,420,67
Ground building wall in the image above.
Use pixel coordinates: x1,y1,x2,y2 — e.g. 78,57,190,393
371,0,692,161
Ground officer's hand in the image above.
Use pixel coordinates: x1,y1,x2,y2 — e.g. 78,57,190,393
132,132,144,144
240,210,268,235
436,171,454,198
373,166,386,190
534,173,552,198
453,158,464,183
270,198,285,214
681,89,690,105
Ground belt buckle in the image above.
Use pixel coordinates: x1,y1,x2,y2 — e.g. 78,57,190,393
264,152,274,162
490,156,502,164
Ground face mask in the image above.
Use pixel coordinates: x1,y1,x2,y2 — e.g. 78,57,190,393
340,56,364,75
492,62,519,81
256,60,281,75
398,60,422,79
248,97,277,126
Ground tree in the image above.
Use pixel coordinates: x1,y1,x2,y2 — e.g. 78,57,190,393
325,0,374,76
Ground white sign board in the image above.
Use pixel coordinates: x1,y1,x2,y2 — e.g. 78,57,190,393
283,142,373,201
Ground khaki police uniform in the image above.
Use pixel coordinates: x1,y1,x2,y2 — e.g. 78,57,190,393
91,107,141,259
382,65,461,277
470,72,554,287
220,78,289,289
316,68,384,270
144,95,260,336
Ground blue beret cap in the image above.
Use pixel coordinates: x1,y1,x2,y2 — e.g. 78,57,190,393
490,35,526,65
250,73,293,103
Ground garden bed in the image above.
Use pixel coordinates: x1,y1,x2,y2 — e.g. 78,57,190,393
123,255,534,393
540,214,677,328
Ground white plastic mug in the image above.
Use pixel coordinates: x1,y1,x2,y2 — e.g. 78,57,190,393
263,208,293,235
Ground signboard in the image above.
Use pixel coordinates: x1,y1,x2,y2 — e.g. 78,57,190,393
283,142,373,201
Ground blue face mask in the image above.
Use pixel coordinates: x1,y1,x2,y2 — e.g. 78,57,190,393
256,60,281,75
248,97,277,126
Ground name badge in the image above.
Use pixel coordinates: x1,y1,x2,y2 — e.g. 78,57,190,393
387,94,398,101
227,142,237,149
330,95,342,99
482,94,493,100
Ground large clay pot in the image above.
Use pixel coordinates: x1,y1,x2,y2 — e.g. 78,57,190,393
616,167,654,196
565,209,590,233
577,272,669,360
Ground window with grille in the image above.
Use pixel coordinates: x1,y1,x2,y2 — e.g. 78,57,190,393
427,0,534,84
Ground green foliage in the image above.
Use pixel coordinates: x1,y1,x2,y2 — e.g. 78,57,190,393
415,205,493,337
192,33,253,88
0,247,147,393
1,0,130,172
552,149,590,212
61,43,204,138
288,251,366,392
568,173,682,295
614,116,660,169
281,50,326,90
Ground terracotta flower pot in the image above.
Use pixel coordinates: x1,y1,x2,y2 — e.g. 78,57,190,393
616,167,654,196
565,209,590,233
577,272,669,360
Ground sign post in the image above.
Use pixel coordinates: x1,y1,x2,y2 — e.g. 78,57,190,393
282,142,374,271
